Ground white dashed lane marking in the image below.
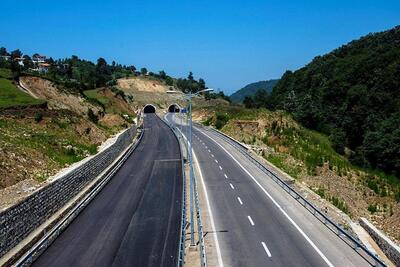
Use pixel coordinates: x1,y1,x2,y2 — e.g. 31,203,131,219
247,216,255,226
261,242,272,257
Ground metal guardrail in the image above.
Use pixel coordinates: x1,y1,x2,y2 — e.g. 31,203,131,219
14,125,144,266
162,116,187,267
164,115,207,267
200,124,387,267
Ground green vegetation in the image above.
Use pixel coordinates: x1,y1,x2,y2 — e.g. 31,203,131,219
199,104,400,201
176,71,207,93
268,26,400,178
0,77,45,108
230,79,279,103
0,117,97,168
0,68,12,79
231,26,400,183
84,89,110,108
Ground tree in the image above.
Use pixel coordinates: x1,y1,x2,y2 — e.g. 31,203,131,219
0,47,8,56
140,67,148,75
198,78,206,89
243,96,255,109
97,57,107,67
165,76,174,86
95,57,111,87
128,65,136,73
10,49,22,59
22,55,33,69
159,70,167,79
188,71,194,81
87,109,99,124
10,59,21,80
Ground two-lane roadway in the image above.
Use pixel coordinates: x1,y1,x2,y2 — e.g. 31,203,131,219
166,112,370,266
34,114,183,267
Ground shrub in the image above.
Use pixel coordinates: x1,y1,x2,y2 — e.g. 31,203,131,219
34,113,43,123
87,108,99,124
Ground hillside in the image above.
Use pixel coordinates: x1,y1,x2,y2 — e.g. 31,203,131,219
0,72,136,192
194,104,400,244
269,25,400,178
230,79,279,103
0,69,45,108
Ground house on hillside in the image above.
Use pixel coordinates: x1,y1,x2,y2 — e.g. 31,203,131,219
0,55,11,61
32,55,46,64
14,57,25,66
37,63,51,73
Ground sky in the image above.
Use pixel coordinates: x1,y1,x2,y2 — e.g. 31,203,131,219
1,1,399,94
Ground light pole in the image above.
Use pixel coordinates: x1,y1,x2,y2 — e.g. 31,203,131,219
186,88,214,246
167,88,213,246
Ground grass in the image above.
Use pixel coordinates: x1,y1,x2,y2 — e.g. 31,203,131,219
199,104,400,202
0,117,98,167
83,88,134,116
0,68,12,79
84,89,110,107
0,78,45,108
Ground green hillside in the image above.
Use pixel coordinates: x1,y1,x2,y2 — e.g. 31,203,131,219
230,79,279,103
269,26,400,177
0,69,45,108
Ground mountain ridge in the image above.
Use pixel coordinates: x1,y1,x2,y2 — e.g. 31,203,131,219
230,79,279,103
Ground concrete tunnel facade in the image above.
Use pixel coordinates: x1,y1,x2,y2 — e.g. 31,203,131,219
168,104,181,113
143,104,156,113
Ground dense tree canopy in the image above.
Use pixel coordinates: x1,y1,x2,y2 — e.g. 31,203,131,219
268,26,400,176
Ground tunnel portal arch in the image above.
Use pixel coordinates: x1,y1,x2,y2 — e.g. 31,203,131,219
143,104,156,113
168,104,181,113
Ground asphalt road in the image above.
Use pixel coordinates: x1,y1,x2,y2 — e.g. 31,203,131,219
33,114,183,267
166,113,370,267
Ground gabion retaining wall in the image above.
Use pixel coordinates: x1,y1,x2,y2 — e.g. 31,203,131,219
360,217,400,266
0,126,136,258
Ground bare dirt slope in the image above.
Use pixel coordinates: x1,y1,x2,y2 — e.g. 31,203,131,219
117,76,186,110
20,76,101,115
117,76,171,93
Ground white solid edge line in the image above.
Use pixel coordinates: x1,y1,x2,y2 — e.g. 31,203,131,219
237,197,243,205
261,242,272,257
198,129,334,267
247,215,255,226
229,183,235,190
176,127,224,267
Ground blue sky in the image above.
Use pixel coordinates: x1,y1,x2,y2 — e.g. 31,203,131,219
1,1,399,94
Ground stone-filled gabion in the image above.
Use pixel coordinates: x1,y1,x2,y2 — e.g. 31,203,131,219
0,126,136,258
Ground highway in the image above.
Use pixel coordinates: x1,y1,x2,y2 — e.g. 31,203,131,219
33,114,183,267
166,113,370,267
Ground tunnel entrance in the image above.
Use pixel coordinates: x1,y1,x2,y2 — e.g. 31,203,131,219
143,104,156,113
168,104,180,113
